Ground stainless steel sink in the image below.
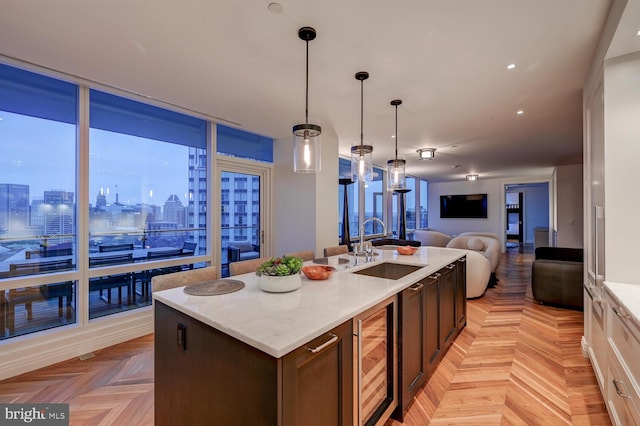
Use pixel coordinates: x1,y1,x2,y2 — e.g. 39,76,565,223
352,262,424,280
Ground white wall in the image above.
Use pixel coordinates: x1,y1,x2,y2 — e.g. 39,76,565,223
429,173,558,249
272,127,339,258
603,52,640,285
556,164,584,248
428,179,503,237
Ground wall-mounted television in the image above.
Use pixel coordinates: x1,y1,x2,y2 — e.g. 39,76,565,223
440,193,488,219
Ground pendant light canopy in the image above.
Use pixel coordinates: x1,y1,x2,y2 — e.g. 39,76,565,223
293,26,321,173
351,71,373,183
387,99,406,191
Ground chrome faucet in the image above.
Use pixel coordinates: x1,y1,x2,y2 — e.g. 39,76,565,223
359,217,387,262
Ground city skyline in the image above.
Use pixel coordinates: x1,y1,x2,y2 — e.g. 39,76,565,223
1,111,192,207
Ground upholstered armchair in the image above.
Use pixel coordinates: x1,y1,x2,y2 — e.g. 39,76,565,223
446,235,501,283
531,247,583,309
413,229,452,247
227,240,260,263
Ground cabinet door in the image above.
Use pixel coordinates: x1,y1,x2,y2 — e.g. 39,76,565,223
155,302,277,426
282,319,353,426
456,257,467,331
425,273,441,375
396,281,427,418
439,264,457,350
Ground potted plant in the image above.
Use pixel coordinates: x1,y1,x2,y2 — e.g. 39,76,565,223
256,255,304,293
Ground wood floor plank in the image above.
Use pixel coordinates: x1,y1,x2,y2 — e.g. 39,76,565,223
0,247,609,425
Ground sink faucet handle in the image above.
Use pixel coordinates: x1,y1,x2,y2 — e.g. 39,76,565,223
351,243,360,266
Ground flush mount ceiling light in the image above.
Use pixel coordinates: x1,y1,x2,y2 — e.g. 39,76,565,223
507,63,516,70
466,174,479,181
417,148,436,160
387,99,406,191
293,26,321,173
351,71,373,183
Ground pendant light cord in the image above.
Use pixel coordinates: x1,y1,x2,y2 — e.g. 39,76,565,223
394,104,398,159
305,39,309,126
360,78,364,146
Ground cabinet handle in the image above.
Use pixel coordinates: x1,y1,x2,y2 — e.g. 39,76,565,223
458,258,466,263
446,264,455,269
306,333,338,353
428,273,441,279
612,306,630,320
409,283,424,292
613,379,631,399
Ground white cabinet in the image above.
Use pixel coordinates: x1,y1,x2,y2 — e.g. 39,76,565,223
605,288,640,425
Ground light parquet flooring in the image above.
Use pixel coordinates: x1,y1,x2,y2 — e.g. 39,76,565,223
0,247,609,425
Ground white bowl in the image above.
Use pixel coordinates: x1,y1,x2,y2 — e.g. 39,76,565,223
258,273,302,293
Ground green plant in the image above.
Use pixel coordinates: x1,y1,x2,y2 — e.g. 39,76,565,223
256,256,303,276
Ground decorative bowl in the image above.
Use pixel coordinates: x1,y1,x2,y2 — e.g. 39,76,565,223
301,265,336,280
258,273,302,293
396,245,418,255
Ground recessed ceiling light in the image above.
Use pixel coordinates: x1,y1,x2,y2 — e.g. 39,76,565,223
636,29,640,36
391,135,396,138
507,64,516,70
517,110,524,115
267,2,283,13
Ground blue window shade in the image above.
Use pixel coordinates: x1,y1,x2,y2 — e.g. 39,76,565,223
0,63,77,124
217,124,273,163
90,89,207,149
339,157,351,178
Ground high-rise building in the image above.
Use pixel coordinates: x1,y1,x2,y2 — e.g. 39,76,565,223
188,147,207,254
163,194,185,226
40,190,75,236
0,183,30,236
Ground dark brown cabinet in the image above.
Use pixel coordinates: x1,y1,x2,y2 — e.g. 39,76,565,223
155,302,353,426
439,263,457,350
456,257,467,331
282,319,353,426
396,281,427,420
394,258,467,420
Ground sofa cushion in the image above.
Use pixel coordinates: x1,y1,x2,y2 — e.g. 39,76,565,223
467,238,484,251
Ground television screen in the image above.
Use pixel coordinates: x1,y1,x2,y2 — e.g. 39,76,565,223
440,194,488,219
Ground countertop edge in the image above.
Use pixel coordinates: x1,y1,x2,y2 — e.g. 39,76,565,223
154,247,467,358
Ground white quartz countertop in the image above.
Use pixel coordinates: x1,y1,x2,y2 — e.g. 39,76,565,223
153,246,466,358
605,281,640,329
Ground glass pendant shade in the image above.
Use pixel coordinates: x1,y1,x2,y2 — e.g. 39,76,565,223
293,123,321,172
293,26,321,173
351,143,373,183
387,99,406,190
387,158,406,190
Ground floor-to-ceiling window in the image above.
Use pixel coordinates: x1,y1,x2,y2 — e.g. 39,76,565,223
87,90,208,318
337,159,428,242
216,125,272,278
0,62,213,339
0,63,79,338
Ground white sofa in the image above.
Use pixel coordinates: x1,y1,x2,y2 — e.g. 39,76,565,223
457,231,500,242
446,235,501,278
413,229,452,247
464,250,492,298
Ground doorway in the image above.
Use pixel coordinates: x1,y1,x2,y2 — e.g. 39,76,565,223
503,182,550,252
217,159,270,277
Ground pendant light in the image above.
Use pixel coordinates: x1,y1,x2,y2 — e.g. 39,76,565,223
293,27,321,173
351,71,373,182
387,99,406,190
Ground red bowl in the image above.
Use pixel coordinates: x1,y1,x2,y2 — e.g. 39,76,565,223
396,246,418,255
302,265,336,280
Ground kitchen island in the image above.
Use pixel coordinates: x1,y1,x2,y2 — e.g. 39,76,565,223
154,246,467,425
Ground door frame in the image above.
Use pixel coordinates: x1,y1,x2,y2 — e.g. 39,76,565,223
500,177,555,251
214,156,272,276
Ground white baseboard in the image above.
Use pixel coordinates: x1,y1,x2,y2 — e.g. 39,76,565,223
581,335,590,358
0,309,154,381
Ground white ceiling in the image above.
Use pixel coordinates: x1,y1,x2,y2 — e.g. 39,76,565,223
0,0,615,182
